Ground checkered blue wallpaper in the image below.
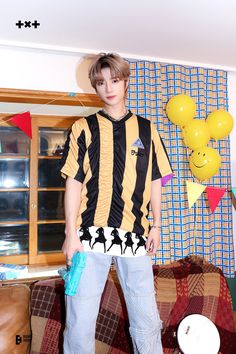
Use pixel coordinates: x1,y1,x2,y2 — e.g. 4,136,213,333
127,60,234,277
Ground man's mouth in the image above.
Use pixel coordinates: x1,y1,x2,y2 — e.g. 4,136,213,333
107,95,116,99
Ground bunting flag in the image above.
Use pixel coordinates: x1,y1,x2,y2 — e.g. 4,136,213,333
186,181,206,209
161,173,174,187
10,111,32,139
232,187,236,199
205,186,226,213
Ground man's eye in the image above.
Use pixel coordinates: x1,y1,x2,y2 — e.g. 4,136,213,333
112,78,119,83
97,81,103,86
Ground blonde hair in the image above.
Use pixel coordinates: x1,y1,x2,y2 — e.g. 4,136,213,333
88,52,130,92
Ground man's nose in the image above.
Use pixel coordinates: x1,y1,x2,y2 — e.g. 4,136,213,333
105,82,112,92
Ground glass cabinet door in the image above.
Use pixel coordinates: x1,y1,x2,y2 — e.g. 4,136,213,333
29,118,75,264
0,117,76,265
0,127,30,262
37,128,67,255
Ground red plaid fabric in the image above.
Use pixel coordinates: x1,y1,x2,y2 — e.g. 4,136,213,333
30,257,236,354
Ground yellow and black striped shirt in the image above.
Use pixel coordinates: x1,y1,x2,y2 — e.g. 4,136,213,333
60,109,173,238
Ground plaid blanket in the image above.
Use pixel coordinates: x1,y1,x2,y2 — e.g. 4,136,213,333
155,257,236,354
30,257,236,354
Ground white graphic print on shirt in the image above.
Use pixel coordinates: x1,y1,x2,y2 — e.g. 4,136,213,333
77,226,147,257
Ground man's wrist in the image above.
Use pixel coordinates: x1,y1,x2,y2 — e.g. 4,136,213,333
151,225,161,230
65,227,78,236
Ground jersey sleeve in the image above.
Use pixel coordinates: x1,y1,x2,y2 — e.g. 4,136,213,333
60,120,87,183
151,123,173,181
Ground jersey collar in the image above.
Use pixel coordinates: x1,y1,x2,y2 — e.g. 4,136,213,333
97,109,133,123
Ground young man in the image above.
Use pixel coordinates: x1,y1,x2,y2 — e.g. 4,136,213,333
60,52,173,354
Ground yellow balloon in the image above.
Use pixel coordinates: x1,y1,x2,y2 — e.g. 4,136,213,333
166,94,196,127
189,147,221,181
206,110,234,140
182,119,210,150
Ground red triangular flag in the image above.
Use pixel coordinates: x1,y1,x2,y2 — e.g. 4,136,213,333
10,111,32,139
205,186,226,212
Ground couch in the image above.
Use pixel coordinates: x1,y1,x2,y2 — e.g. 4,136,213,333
0,256,236,354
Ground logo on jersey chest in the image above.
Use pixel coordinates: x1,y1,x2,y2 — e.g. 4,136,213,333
131,137,144,157
131,137,144,149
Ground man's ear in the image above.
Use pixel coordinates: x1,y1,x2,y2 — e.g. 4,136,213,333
124,79,129,96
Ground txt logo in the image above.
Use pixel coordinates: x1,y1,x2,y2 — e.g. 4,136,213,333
16,20,40,28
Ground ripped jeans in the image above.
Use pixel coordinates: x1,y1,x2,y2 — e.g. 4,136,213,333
63,252,163,354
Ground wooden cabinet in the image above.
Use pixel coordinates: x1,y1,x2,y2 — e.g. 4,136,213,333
0,88,102,265
0,116,76,264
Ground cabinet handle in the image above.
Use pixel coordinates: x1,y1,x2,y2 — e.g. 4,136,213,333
31,203,36,209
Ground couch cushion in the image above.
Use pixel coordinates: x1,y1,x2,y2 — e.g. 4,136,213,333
153,257,236,354
30,279,65,354
30,276,132,354
0,284,31,354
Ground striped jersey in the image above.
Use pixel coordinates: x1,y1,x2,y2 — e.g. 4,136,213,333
60,109,173,256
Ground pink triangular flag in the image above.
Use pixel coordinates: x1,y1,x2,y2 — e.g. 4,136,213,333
161,173,174,187
205,186,226,212
10,111,32,139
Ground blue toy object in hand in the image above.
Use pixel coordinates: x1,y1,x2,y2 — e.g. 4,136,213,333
58,252,87,296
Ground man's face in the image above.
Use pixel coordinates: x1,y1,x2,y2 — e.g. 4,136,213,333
95,67,127,106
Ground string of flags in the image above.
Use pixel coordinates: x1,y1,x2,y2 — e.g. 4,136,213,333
163,177,233,213
10,111,32,138
2,101,235,214
186,181,229,213
161,173,174,187
0,91,80,139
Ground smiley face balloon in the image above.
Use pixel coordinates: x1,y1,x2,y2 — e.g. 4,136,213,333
189,147,221,181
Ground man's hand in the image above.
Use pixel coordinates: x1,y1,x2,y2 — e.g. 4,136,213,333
146,227,161,256
62,231,84,266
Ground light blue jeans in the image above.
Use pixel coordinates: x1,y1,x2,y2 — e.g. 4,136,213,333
63,252,163,354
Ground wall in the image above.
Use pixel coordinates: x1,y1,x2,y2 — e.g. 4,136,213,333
0,47,94,93
0,46,235,269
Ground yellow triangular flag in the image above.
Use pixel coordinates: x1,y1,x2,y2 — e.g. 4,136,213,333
186,181,206,209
